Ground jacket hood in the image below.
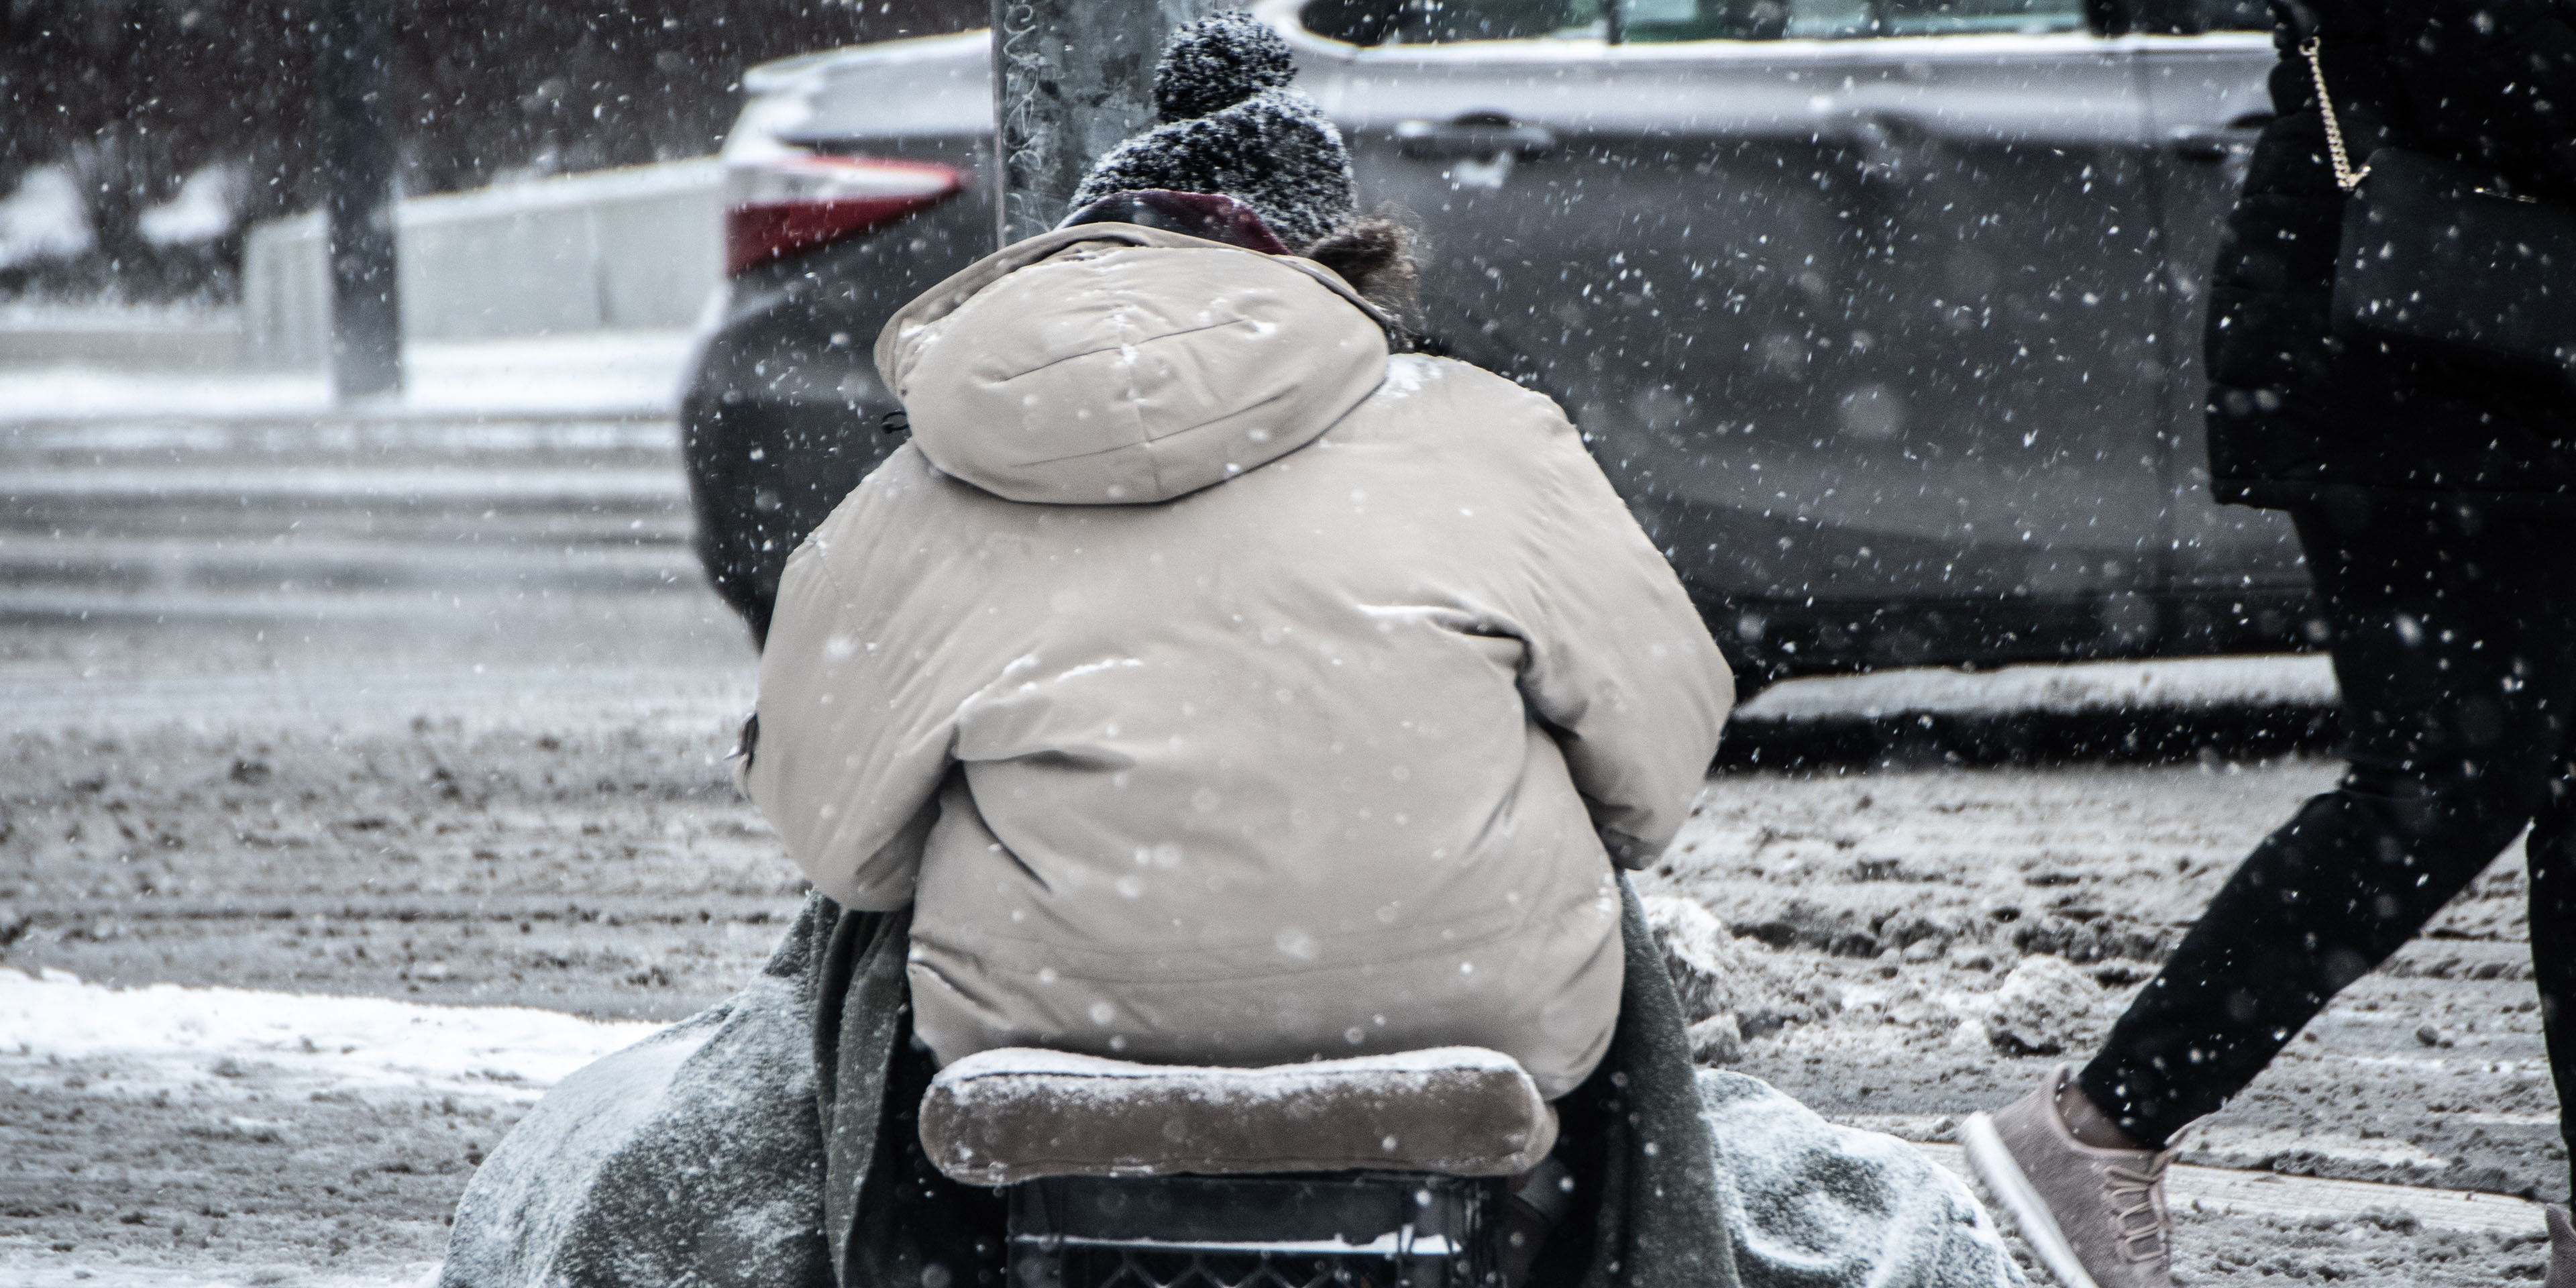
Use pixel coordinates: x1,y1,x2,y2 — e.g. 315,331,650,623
877,224,1393,505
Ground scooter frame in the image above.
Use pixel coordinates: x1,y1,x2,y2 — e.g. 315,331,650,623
1004,1171,1504,1288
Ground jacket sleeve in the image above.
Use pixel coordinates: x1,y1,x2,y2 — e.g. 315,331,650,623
739,533,953,910
1512,406,1734,869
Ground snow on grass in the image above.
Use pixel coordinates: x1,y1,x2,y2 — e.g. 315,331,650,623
0,967,666,1106
0,166,93,270
138,164,241,249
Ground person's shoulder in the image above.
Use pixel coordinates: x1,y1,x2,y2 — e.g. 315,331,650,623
1363,353,1576,442
834,439,983,518
1350,356,1623,516
790,441,969,568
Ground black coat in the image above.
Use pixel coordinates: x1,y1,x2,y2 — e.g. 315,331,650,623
2203,0,2576,510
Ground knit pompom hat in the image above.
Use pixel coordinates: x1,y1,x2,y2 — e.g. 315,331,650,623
1064,11,1357,251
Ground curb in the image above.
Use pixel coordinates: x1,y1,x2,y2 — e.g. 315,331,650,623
1917,1139,2546,1236
1722,702,2342,770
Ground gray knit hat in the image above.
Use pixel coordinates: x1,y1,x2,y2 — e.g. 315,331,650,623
1065,11,1357,251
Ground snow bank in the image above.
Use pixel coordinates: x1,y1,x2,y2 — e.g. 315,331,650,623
0,967,665,1104
1977,955,2105,1056
0,329,693,422
1642,894,1845,1057
1734,654,2339,722
1,1266,440,1288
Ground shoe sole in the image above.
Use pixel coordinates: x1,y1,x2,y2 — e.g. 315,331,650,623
1962,1110,2102,1288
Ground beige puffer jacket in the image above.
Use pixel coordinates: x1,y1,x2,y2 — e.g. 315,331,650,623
743,224,1731,1097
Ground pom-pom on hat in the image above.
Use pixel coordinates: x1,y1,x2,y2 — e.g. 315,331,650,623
1064,11,1356,251
1155,10,1295,119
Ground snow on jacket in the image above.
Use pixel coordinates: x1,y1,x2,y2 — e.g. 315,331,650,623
741,223,1732,1098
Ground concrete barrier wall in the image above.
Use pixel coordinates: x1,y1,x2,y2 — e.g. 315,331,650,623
241,160,722,370
0,307,247,370
243,213,329,370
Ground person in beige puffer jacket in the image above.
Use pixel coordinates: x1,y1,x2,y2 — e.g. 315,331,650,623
741,17,1729,1102
741,214,1730,1099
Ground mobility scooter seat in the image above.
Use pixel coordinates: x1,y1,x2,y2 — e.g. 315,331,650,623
922,1048,1554,1287
918,1045,1557,1187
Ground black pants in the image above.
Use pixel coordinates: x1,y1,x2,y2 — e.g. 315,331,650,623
2080,499,2576,1190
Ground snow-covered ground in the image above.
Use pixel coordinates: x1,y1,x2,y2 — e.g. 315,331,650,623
0,407,2556,1285
2,1264,441,1288
0,329,694,423
0,972,658,1287
0,972,640,1285
4,640,2561,1285
1,968,662,1105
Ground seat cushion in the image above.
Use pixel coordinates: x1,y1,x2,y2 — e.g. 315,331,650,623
917,1046,1558,1187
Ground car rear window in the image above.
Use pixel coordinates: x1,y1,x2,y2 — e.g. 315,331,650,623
1621,0,2091,39
1318,0,2092,42
1383,0,1610,42
1864,0,2088,36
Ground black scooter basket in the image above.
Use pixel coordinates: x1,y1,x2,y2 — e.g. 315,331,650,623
1006,1173,1503,1288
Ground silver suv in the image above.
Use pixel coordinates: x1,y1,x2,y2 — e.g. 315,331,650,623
682,0,2296,687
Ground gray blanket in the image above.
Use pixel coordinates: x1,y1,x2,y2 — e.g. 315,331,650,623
441,884,2024,1288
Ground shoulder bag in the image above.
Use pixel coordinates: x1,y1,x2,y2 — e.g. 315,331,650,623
2305,40,2576,370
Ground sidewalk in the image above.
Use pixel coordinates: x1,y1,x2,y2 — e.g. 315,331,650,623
0,329,695,425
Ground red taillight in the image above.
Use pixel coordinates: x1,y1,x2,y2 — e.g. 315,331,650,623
724,156,964,276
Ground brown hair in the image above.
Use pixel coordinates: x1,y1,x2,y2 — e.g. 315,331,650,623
1301,213,1423,343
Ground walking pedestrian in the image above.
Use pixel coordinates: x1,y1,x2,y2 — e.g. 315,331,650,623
1964,1,2576,1285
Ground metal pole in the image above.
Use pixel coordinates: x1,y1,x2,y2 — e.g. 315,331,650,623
990,0,1228,246
317,0,402,399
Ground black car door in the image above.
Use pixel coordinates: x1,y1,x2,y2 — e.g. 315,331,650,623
2133,2,2314,651
1291,0,2174,674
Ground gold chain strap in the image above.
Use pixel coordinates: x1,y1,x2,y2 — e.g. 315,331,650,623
2300,39,2372,193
